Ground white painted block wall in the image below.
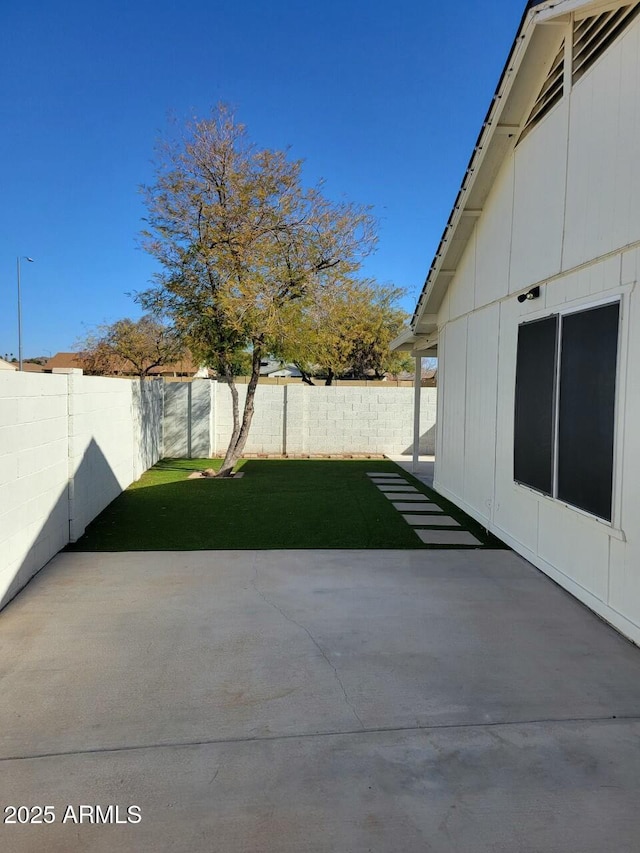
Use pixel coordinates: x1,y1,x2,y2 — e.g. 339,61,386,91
164,381,211,458
163,381,437,458
67,375,139,542
214,384,285,455
0,373,163,610
0,372,69,609
132,379,164,479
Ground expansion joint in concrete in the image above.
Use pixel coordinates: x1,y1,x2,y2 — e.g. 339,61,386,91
1,714,638,765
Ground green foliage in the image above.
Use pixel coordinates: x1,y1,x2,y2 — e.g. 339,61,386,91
274,281,410,382
191,341,253,377
139,105,376,376
138,105,379,470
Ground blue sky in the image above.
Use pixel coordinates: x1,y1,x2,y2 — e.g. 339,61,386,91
0,0,526,358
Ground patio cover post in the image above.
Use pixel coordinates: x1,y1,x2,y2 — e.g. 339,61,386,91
412,355,421,473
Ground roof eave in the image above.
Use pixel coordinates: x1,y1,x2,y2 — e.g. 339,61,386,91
391,321,439,355
412,0,590,329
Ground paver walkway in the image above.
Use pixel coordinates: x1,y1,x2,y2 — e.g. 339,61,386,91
367,472,482,546
1,548,640,851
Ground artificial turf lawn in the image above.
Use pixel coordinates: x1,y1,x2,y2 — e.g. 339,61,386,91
66,458,508,551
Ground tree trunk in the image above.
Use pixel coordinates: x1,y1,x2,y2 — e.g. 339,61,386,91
217,348,262,477
324,368,335,387
295,363,316,386
217,363,242,477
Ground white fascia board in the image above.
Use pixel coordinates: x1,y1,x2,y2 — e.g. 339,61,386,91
413,8,545,328
391,325,437,352
390,330,416,352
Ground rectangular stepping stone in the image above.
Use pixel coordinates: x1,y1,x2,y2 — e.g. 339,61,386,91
367,472,404,478
402,514,461,527
392,502,439,512
382,492,428,501
377,484,418,492
415,529,482,546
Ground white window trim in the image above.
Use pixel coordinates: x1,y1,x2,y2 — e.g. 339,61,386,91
514,292,625,536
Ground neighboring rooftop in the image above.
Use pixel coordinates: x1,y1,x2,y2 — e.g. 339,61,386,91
42,351,210,378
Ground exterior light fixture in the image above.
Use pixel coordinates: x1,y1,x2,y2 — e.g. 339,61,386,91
517,286,540,304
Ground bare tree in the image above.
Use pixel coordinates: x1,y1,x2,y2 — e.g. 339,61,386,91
78,315,184,377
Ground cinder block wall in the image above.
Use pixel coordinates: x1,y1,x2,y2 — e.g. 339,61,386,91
303,387,427,456
0,372,70,608
0,372,163,611
209,382,437,457
214,383,285,455
132,379,164,479
68,375,139,541
164,380,212,458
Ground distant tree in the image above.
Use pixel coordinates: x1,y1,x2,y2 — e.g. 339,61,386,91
139,105,376,476
344,286,412,380
78,315,184,377
276,282,411,384
383,351,416,381
77,335,119,376
422,356,438,383
277,283,360,386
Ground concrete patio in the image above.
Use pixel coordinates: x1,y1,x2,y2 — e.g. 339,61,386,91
1,547,640,851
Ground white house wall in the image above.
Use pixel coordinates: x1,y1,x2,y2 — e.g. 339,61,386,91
609,270,640,629
474,161,514,308
436,319,467,499
462,305,500,525
563,18,640,270
492,297,543,555
448,231,477,321
510,99,568,292
434,15,640,644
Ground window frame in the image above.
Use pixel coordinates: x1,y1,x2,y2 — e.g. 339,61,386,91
514,294,623,527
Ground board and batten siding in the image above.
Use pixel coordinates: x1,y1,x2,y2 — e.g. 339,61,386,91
434,14,640,644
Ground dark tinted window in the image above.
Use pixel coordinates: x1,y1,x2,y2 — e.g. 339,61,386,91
514,316,558,495
557,303,619,521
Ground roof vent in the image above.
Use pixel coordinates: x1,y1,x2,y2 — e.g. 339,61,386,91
573,2,640,83
520,40,565,141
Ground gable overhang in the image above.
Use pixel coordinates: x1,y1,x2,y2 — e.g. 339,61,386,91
411,0,623,331
391,324,438,356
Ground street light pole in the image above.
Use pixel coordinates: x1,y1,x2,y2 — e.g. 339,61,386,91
17,256,34,371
